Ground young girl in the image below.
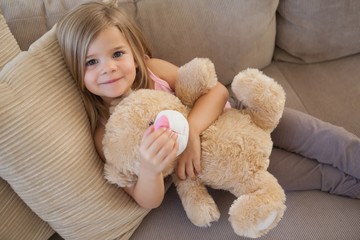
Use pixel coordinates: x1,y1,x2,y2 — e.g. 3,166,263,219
56,1,359,208
57,1,228,209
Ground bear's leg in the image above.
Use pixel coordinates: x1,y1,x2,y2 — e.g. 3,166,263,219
172,175,220,227
228,170,286,238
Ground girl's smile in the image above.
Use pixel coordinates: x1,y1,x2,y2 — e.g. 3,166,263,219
100,77,123,85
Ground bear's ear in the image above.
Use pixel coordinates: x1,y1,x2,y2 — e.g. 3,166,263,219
175,58,218,107
104,162,138,188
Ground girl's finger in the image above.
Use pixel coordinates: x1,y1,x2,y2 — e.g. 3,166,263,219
193,156,202,173
161,140,179,168
143,129,173,162
176,157,187,180
142,127,166,149
153,131,177,161
186,158,196,180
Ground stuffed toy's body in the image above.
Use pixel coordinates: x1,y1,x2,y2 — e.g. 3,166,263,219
103,58,286,238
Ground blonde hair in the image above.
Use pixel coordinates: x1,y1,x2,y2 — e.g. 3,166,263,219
56,1,152,133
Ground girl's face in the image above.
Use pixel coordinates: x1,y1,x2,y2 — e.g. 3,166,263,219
84,26,137,105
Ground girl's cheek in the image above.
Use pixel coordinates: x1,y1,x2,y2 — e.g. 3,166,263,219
83,73,94,91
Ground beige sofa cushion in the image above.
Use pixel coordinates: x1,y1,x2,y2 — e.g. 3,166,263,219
136,0,279,85
0,0,95,50
275,0,360,63
2,0,278,85
0,25,149,239
0,179,55,240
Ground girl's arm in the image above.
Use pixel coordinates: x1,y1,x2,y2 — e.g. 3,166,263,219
124,126,179,209
177,83,229,179
147,58,229,180
94,122,179,209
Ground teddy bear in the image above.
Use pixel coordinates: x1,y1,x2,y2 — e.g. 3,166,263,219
103,58,286,238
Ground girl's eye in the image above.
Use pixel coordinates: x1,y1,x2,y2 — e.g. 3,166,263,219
113,51,124,58
86,59,98,66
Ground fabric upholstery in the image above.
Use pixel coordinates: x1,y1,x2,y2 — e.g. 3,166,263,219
136,0,279,85
131,184,360,240
262,65,307,112
0,11,54,240
0,179,55,240
0,12,20,69
1,1,360,239
0,26,149,240
273,54,360,137
1,0,278,84
275,0,360,63
0,0,136,50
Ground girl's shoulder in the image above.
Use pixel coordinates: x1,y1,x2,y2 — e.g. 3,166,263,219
146,58,178,90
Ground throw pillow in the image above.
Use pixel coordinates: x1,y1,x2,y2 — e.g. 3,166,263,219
0,24,149,240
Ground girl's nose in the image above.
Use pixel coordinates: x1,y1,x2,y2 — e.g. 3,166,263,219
102,59,117,74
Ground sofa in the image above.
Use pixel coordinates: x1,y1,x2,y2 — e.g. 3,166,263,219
0,0,359,239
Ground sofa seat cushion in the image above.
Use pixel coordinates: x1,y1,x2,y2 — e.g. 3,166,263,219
0,25,149,239
131,183,360,239
272,54,360,137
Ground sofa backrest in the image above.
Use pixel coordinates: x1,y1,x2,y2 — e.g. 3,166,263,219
135,0,278,85
0,0,136,50
275,0,360,63
2,0,360,74
0,0,279,85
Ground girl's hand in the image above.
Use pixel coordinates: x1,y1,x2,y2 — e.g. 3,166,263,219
176,128,202,180
139,125,179,175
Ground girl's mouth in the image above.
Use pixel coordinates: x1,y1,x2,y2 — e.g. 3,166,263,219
102,77,122,85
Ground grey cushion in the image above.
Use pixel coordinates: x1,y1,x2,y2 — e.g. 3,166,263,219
131,184,360,239
275,0,360,63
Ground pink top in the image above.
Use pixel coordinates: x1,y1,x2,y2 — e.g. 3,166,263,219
147,68,175,94
148,68,231,109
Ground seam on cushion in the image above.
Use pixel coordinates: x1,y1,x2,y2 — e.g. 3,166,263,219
4,15,47,22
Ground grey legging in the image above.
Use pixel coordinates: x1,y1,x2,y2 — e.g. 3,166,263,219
269,108,360,198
